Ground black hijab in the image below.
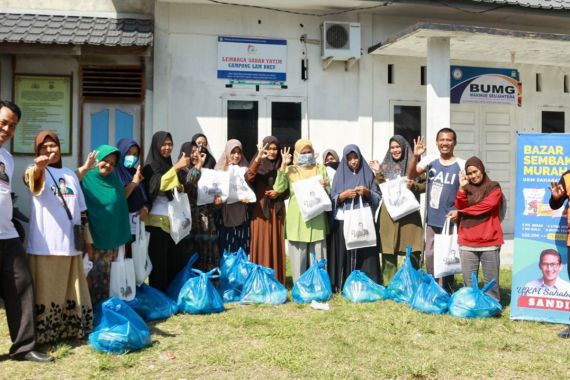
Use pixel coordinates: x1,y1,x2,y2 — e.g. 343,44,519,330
192,133,216,169
143,131,174,201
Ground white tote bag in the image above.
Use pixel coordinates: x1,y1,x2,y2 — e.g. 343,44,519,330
433,217,462,278
226,165,256,204
292,175,332,222
131,217,153,286
168,188,193,244
343,196,377,250
197,168,230,206
110,245,136,301
379,176,420,221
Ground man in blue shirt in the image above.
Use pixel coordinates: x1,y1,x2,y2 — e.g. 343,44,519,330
407,128,465,293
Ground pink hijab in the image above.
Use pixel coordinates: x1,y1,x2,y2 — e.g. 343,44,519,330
215,139,249,227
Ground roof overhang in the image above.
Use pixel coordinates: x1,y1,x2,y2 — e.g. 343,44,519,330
369,22,570,67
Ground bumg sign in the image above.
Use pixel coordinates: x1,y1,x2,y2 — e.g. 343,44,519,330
450,66,520,106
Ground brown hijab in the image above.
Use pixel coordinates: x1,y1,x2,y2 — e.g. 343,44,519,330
34,130,62,168
461,156,503,228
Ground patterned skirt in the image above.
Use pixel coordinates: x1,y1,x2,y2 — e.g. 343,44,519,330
86,248,119,306
27,254,93,344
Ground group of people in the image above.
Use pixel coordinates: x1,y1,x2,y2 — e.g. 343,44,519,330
0,97,512,362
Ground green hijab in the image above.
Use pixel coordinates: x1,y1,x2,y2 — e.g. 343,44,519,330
81,145,131,249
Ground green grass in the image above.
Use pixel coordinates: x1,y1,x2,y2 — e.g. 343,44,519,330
0,268,569,379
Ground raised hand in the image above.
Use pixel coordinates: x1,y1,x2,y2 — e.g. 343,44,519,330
256,143,269,162
459,170,469,189
174,152,191,170
132,165,144,184
550,182,566,201
369,160,380,172
281,147,292,168
84,150,98,170
34,154,51,171
413,136,426,157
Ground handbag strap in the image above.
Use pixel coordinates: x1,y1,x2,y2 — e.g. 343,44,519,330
46,168,73,221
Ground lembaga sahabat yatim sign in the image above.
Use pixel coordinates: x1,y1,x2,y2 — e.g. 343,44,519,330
217,36,287,82
450,66,521,106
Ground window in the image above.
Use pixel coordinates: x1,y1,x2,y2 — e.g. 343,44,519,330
542,111,565,133
271,102,301,154
394,105,421,148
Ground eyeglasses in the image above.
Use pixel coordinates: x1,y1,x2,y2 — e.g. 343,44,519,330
540,262,560,268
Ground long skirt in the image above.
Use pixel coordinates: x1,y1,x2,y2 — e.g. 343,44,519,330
219,220,250,255
327,220,381,292
86,247,118,306
28,255,93,344
250,213,286,285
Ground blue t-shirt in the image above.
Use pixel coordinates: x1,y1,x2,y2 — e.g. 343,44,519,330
418,155,465,228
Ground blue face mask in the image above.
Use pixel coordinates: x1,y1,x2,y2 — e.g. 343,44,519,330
297,153,316,166
123,155,139,169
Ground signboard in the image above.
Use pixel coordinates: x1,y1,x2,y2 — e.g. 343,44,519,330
450,66,521,106
12,75,72,154
217,36,287,81
511,133,570,325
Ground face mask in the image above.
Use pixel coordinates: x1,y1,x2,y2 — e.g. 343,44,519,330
325,161,339,170
123,155,139,169
297,153,316,166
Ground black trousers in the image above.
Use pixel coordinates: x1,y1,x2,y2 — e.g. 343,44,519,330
146,226,179,292
0,238,36,358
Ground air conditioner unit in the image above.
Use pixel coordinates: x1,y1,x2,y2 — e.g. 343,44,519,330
321,21,361,62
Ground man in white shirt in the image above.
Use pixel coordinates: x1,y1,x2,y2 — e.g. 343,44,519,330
525,249,570,293
0,100,53,362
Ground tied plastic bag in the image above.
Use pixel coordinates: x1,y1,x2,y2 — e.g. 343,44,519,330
226,165,256,204
110,245,136,302
292,175,332,222
197,168,230,206
379,176,420,221
126,284,178,321
343,196,377,250
433,217,461,278
292,253,332,304
449,272,502,319
410,272,450,314
88,297,151,354
385,246,421,304
166,253,199,300
132,218,152,286
219,247,252,302
167,188,192,244
240,264,288,305
342,270,386,303
177,268,225,314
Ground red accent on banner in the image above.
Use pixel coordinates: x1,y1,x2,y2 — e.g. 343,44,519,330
518,296,570,311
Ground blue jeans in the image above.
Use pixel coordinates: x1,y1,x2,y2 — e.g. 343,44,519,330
460,248,500,301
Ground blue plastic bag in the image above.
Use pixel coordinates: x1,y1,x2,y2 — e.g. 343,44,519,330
166,252,199,300
410,272,450,314
126,284,178,321
219,247,252,302
342,270,386,303
177,268,225,314
88,297,151,354
385,246,421,304
449,272,502,318
240,264,288,305
292,253,332,303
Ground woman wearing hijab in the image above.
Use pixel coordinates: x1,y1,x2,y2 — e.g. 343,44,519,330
23,131,92,343
116,138,151,227
214,139,251,254
81,144,132,305
273,138,330,283
330,144,381,291
246,137,287,284
192,133,216,169
448,156,504,300
177,141,220,272
142,131,191,291
322,149,340,183
370,135,425,285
